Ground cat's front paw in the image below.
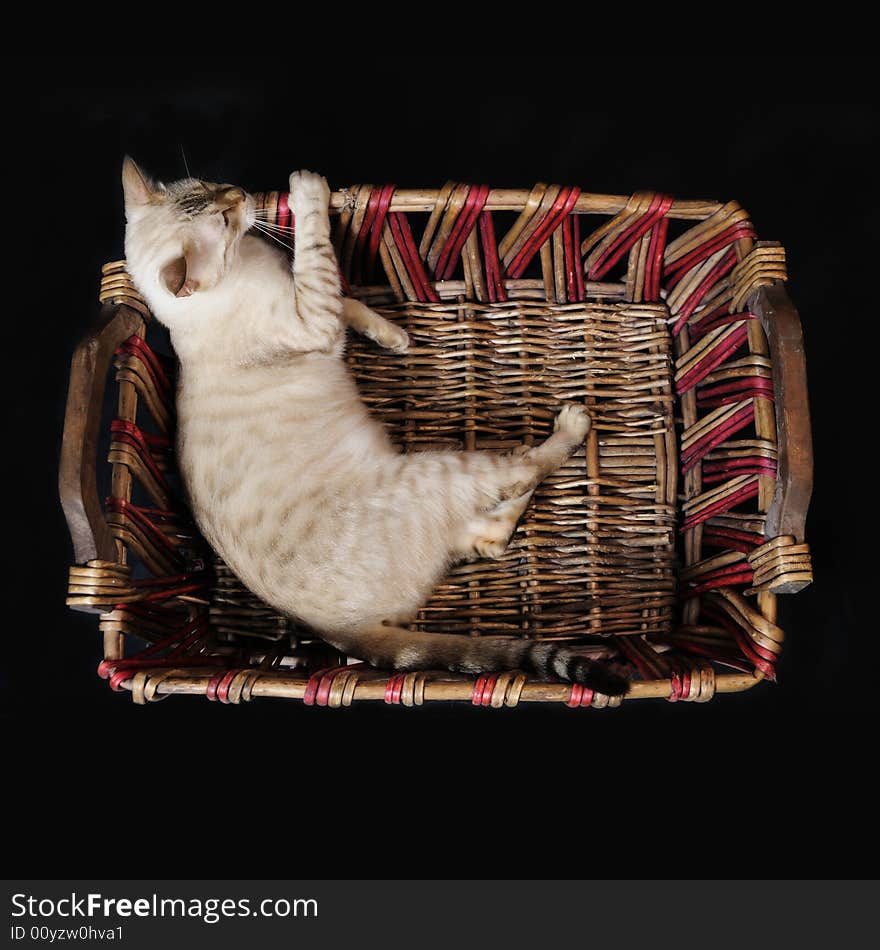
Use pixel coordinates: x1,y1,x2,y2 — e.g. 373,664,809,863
373,325,410,353
289,170,331,215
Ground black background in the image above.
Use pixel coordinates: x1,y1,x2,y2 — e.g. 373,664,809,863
6,60,876,878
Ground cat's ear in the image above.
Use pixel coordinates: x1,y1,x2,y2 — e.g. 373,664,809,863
122,156,162,210
160,239,212,297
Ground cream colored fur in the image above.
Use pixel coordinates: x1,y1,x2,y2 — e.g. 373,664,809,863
120,159,628,693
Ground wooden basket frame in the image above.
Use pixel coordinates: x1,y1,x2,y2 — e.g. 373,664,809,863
59,184,813,708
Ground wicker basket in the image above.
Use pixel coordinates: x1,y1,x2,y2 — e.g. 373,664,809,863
59,182,813,708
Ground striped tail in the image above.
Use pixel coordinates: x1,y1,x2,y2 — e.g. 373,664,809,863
322,625,630,697
519,641,630,696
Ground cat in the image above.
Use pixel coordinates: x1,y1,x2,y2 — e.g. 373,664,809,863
121,157,629,695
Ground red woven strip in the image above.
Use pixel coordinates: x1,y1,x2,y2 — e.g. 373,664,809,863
703,464,777,485
165,618,209,658
505,190,563,280
205,670,226,701
103,503,177,565
681,481,760,532
697,377,774,407
682,569,755,598
436,184,490,281
131,571,203,589
676,323,751,395
681,669,693,701
364,184,395,282
303,666,336,706
565,683,594,707
680,402,755,473
434,184,473,281
315,667,347,707
668,672,684,703
664,222,756,286
670,249,739,337
588,193,667,279
105,653,215,693
566,684,584,707
481,674,498,707
139,582,205,603
383,676,396,704
109,431,171,493
690,311,756,343
508,186,581,279
703,456,778,477
276,192,292,249
471,675,488,706
111,419,170,449
112,428,173,471
702,526,765,553
277,192,296,226
685,560,748,584
588,193,673,281
350,188,382,286
109,670,135,691
109,420,174,497
478,211,507,302
392,674,406,705
700,605,778,678
572,213,585,301
216,669,241,704
105,497,180,557
645,216,669,301
97,620,205,682
388,212,440,303
384,673,406,705
103,619,212,693
115,336,174,397
105,601,187,625
656,635,754,675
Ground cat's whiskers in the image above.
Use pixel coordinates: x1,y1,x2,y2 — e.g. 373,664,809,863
250,223,294,251
252,220,294,234
251,214,289,225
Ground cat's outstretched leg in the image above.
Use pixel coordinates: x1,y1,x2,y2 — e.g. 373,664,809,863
454,404,590,560
455,492,533,560
288,169,345,352
496,403,591,499
341,298,410,352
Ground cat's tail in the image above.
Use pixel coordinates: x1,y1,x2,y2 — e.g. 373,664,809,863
322,625,630,696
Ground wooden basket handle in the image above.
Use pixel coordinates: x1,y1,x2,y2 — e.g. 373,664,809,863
59,302,146,564
750,281,813,542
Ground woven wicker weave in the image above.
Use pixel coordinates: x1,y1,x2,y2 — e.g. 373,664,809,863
60,183,813,708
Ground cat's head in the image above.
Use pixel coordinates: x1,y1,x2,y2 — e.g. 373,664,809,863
122,156,255,303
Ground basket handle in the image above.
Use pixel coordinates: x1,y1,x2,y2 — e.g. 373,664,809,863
59,302,146,563
750,281,813,542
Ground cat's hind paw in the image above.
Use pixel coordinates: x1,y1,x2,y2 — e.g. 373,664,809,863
553,403,591,443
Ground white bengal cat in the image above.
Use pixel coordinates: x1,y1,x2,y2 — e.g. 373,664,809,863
121,157,629,694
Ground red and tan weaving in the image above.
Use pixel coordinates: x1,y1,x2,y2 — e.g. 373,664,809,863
60,182,813,707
